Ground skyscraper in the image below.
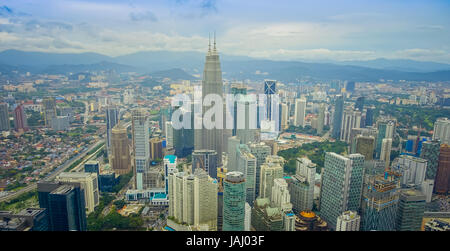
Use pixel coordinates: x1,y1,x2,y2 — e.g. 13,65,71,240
235,95,258,144
264,80,277,122
340,108,362,143
237,145,257,205
355,96,365,112
375,119,395,157
149,137,163,160
248,142,272,198
435,144,450,194
281,103,289,130
223,171,246,231
391,155,427,187
132,109,150,190
332,95,344,139
433,118,450,144
380,138,393,169
294,98,306,127
193,168,218,231
336,211,361,231
192,149,218,179
354,135,375,161
56,172,99,214
106,105,119,152
197,36,223,166
320,153,365,229
365,107,374,127
317,103,325,135
420,140,440,180
42,97,56,127
111,123,132,175
271,178,293,212
0,103,10,131
251,197,284,231
395,189,426,231
13,104,28,132
259,162,284,200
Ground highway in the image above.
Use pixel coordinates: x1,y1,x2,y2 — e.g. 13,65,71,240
0,139,105,203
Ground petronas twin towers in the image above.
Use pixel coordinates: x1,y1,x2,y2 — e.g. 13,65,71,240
195,34,223,166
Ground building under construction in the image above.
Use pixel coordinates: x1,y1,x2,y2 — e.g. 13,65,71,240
361,171,401,231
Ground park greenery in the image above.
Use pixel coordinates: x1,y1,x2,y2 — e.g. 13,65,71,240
278,140,348,174
285,125,330,136
0,190,38,212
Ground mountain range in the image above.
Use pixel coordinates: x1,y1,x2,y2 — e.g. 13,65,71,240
1,49,450,82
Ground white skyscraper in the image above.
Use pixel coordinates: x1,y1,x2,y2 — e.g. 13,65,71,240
380,138,392,169
336,211,361,231
271,178,292,212
281,103,289,130
56,172,99,214
237,145,257,206
391,155,428,186
244,202,251,231
433,117,450,144
340,109,362,143
132,109,150,190
165,121,174,149
259,162,283,199
294,98,306,127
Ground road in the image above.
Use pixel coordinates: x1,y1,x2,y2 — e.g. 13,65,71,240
0,139,105,203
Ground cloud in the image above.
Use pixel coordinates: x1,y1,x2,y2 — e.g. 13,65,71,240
201,0,218,13
129,11,158,22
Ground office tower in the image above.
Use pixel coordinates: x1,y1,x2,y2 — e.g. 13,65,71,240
56,172,99,214
84,160,100,176
317,103,325,135
271,178,293,212
354,135,375,160
286,158,315,212
395,189,426,231
197,37,223,166
43,97,56,127
98,172,116,193
433,118,450,144
168,172,195,225
150,137,163,160
294,98,306,127
249,142,272,198
0,103,9,131
340,109,362,143
420,179,434,203
259,162,284,199
235,95,258,144
391,155,427,187
355,97,365,112
280,103,289,130
320,153,365,229
223,171,246,231
264,80,276,121
294,211,328,231
37,181,86,231
0,208,49,231
332,95,344,139
365,107,374,127
192,149,218,178
165,121,174,149
132,109,150,190
346,81,355,92
173,106,194,158
251,197,284,231
106,106,119,151
13,104,27,132
227,136,241,172
283,212,296,231
435,144,450,194
164,155,177,194
375,119,395,157
380,138,393,169
111,123,132,175
244,202,251,231
361,173,400,231
230,83,247,136
336,211,360,231
193,168,218,230
237,145,257,205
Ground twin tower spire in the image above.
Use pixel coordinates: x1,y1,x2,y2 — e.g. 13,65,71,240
208,31,217,54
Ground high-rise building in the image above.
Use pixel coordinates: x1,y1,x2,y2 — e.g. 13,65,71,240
336,211,360,231
37,181,86,231
271,178,293,212
132,109,150,190
0,103,10,131
193,168,218,231
165,121,174,149
433,118,450,144
244,202,251,231
420,140,440,180
354,135,375,161
50,116,70,131
227,136,241,173
235,95,258,144
223,171,246,231
380,138,393,169
106,105,119,151
259,162,283,200
340,109,362,143
361,172,400,231
280,103,289,130
56,172,100,214
42,97,56,127
264,80,277,122
237,145,257,205
13,104,28,132
435,144,450,194
365,107,374,127
84,160,100,176
251,197,284,231
192,149,218,179
197,37,223,166
320,153,365,229
317,103,325,135
395,189,426,231
294,98,306,127
173,106,194,158
286,158,315,212
391,155,427,187
111,123,132,175
375,119,395,157
294,211,328,231
230,83,247,137
332,95,344,139
249,142,272,198
164,155,177,195
149,137,163,160
355,97,365,112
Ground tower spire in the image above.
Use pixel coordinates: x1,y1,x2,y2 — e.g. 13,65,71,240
208,32,211,53
213,30,216,50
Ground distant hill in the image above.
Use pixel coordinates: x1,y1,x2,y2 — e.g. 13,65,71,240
1,49,450,82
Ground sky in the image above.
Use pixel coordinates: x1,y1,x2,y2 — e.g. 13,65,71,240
0,0,449,63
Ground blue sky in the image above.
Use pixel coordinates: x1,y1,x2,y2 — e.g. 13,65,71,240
0,0,449,63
